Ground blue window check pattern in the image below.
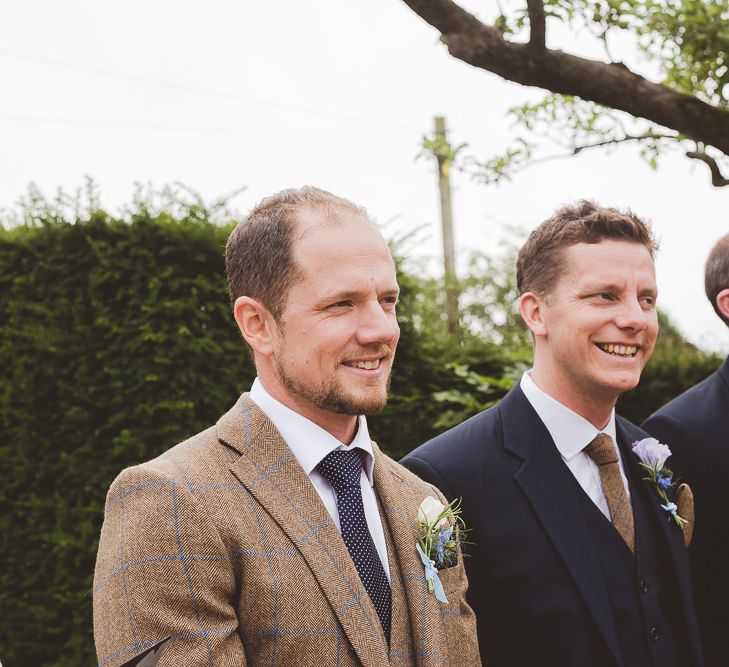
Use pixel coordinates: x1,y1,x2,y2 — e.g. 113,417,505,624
93,397,470,666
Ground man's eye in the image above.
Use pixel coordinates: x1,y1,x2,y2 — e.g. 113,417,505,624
598,293,615,301
640,296,656,308
330,301,353,308
381,296,399,306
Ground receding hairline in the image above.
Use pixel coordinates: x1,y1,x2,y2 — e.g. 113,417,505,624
291,208,392,276
293,202,380,237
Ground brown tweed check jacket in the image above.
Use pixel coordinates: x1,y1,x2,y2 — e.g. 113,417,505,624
93,395,481,667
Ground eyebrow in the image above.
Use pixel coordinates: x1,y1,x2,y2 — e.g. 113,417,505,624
317,286,400,305
581,282,657,296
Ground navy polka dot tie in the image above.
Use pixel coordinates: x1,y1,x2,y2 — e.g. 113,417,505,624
317,449,392,641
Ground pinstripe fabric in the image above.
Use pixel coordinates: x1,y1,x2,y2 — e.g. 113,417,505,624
93,395,481,667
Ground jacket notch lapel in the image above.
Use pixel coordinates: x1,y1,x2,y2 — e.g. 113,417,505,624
503,388,622,666
378,494,412,663
374,446,450,666
616,420,704,664
219,396,389,667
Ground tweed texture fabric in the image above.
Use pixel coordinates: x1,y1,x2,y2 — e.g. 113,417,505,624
675,483,694,547
93,394,480,667
584,433,636,552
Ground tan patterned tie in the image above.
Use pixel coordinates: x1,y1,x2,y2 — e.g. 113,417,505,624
584,433,635,553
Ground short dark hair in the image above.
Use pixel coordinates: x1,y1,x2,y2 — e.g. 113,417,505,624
225,186,368,320
516,200,658,297
705,232,729,326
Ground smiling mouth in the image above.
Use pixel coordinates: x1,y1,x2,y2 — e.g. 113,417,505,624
596,343,638,357
342,359,382,370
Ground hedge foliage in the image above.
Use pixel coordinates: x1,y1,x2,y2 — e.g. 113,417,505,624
0,198,722,666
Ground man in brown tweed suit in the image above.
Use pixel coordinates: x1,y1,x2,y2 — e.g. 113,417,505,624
93,186,480,667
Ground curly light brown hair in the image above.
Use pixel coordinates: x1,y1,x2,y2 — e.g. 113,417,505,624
516,200,658,297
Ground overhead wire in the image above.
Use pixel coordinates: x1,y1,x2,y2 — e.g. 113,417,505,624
0,47,419,133
0,111,416,136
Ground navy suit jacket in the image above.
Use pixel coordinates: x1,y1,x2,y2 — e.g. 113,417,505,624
402,384,703,667
643,357,729,667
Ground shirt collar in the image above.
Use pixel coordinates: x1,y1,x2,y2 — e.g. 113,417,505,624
249,378,375,485
519,370,617,460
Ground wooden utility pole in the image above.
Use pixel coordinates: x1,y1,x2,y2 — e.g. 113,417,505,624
433,116,460,334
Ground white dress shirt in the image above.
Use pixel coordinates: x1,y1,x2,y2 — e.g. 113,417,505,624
520,371,631,520
249,378,390,581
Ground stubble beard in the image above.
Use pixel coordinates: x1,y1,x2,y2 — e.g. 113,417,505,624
274,358,393,416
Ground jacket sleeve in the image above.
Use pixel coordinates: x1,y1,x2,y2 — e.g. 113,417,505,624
93,464,247,667
400,454,455,502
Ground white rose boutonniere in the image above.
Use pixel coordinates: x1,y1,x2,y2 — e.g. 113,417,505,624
415,495,466,603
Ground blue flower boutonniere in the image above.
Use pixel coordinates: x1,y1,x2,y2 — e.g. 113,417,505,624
632,437,687,529
416,495,465,603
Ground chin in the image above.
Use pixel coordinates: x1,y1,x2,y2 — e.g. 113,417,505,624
353,393,389,416
325,387,388,416
602,376,641,394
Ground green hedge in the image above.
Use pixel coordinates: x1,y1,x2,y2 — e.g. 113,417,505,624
0,208,493,665
0,212,257,666
0,207,721,666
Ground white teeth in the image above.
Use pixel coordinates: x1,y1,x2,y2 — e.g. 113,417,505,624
598,344,637,357
352,359,379,370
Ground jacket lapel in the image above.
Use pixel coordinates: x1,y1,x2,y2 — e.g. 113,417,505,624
377,491,413,664
501,387,622,667
217,395,389,667
616,419,704,665
374,445,449,666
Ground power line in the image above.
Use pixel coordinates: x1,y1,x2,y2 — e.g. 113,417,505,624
0,47,417,132
0,111,417,136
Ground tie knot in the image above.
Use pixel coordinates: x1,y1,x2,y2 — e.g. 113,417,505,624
317,449,364,492
584,433,619,466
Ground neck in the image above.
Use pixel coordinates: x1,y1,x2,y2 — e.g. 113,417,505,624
257,376,359,444
529,368,615,430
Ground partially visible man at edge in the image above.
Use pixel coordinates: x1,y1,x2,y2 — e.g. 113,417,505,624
93,186,480,667
402,201,703,667
643,232,729,667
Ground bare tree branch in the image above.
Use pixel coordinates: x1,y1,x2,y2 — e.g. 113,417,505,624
572,133,676,154
472,133,676,184
400,0,729,157
526,0,546,50
686,151,729,187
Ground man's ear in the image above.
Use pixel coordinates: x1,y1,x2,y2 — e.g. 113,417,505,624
233,296,276,355
519,292,548,337
715,287,729,323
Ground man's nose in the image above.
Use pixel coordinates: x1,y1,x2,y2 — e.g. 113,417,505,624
356,301,400,344
615,297,650,331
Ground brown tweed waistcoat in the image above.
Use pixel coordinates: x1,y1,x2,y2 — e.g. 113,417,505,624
93,395,481,667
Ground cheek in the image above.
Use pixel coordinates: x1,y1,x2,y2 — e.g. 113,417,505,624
646,316,660,342
390,321,401,346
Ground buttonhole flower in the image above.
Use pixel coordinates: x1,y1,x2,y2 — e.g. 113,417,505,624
416,496,466,603
632,437,687,530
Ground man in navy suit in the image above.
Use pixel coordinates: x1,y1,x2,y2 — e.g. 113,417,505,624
402,201,703,667
643,232,729,667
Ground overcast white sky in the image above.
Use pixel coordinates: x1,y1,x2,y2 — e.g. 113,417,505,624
1,0,727,353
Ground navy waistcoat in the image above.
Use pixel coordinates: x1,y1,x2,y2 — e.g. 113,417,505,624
572,448,688,667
